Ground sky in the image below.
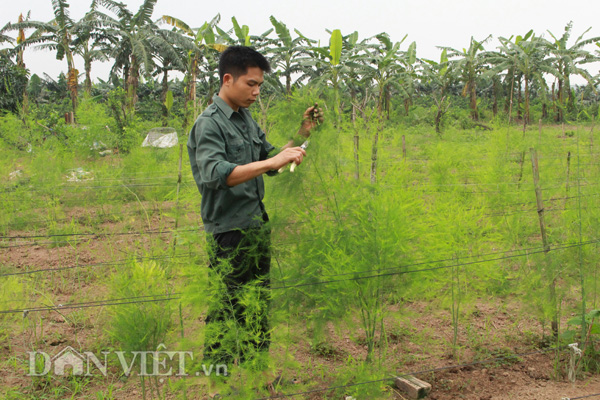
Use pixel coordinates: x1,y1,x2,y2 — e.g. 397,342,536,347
2,0,599,84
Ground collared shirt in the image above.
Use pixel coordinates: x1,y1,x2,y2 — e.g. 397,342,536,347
187,94,276,234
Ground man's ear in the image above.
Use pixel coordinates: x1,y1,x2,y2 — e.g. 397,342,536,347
222,73,234,86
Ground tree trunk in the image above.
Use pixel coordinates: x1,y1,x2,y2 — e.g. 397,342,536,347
285,73,291,96
556,77,564,123
370,128,379,184
126,55,139,111
371,91,384,184
351,94,360,181
65,48,78,115
470,80,478,121
161,69,169,126
435,95,446,135
508,69,516,124
492,79,498,117
84,57,92,96
566,75,574,113
516,76,522,121
542,103,547,119
386,88,391,120
524,76,530,125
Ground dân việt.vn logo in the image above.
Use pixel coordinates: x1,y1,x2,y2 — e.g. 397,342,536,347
28,344,227,378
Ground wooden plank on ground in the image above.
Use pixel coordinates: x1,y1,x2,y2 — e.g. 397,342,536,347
394,375,431,399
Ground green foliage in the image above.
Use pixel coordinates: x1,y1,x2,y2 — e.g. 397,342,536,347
0,56,28,114
57,96,113,154
0,112,29,149
0,277,23,343
329,29,342,66
106,87,132,135
107,258,174,400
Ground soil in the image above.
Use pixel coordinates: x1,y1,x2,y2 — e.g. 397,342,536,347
1,200,599,400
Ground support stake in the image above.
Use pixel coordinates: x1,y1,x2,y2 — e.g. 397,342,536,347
531,148,557,336
172,143,184,255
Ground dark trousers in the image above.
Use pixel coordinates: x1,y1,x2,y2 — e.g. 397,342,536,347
204,222,271,366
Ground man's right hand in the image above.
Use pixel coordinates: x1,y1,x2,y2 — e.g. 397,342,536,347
269,146,307,171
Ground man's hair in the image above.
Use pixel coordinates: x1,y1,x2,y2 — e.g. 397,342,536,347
218,46,271,85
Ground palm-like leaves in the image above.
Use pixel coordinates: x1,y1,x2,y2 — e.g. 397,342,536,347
541,22,600,121
420,49,457,133
486,32,554,124
441,36,491,120
92,0,192,109
264,16,316,95
7,1,79,112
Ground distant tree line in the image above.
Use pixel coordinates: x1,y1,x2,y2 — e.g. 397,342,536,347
0,0,599,131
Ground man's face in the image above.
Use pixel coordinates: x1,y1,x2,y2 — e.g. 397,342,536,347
221,66,264,111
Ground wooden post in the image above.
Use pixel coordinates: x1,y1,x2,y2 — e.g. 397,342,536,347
538,119,542,142
172,143,184,255
531,149,549,252
353,135,360,181
531,148,558,336
395,376,431,399
565,151,571,207
402,135,406,160
64,112,74,124
517,150,526,188
591,117,595,156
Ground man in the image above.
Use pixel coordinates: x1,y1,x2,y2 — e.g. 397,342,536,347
187,46,323,367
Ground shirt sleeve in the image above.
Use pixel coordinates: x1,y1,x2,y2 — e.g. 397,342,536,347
192,117,237,190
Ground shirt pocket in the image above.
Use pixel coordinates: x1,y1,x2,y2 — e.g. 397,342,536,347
251,136,263,161
227,139,246,164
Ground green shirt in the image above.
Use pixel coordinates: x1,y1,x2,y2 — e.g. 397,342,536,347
187,95,276,234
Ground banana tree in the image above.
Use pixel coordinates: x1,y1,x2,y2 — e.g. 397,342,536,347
542,22,600,122
398,41,418,116
305,29,344,122
1,13,32,113
0,23,14,49
0,54,29,115
151,30,189,124
361,33,407,183
72,11,111,95
441,36,491,121
214,16,272,48
161,14,225,123
421,49,457,134
266,16,315,96
8,0,80,114
93,0,182,111
487,31,553,125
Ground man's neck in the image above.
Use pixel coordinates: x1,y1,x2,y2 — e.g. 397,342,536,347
218,92,239,112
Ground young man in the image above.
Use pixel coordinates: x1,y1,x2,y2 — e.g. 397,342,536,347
187,46,323,367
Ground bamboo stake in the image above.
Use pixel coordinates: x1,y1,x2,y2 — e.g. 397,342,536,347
531,148,558,336
538,119,542,142
402,135,406,160
172,144,183,255
591,117,595,156
565,151,571,208
517,150,526,188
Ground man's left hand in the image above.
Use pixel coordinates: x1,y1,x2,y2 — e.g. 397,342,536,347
298,103,324,137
